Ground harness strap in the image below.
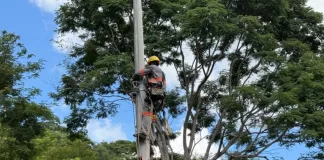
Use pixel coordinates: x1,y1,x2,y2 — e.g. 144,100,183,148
142,112,157,122
142,111,152,116
148,77,163,83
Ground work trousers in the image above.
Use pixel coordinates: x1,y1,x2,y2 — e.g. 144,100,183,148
140,101,154,137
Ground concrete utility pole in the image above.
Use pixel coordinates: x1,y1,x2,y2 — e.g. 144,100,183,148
133,0,150,159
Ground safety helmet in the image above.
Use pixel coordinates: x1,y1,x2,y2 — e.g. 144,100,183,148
147,56,160,65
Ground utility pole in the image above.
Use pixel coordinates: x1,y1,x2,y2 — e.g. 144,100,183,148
133,0,150,159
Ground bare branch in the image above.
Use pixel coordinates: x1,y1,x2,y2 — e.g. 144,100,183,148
96,94,131,100
211,137,237,160
256,131,287,155
235,34,244,53
239,122,267,154
202,39,220,77
232,106,261,123
218,128,226,156
107,24,122,54
230,155,270,160
187,108,200,159
204,113,224,160
242,59,262,86
191,135,208,158
211,110,253,160
179,40,189,97
154,118,169,160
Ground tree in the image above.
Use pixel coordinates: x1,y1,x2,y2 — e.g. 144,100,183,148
32,129,98,160
52,0,324,159
0,124,18,159
93,140,201,160
0,30,58,159
94,140,137,160
52,0,185,157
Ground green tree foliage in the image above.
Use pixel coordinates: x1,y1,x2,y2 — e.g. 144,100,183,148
51,0,186,136
93,140,201,160
94,140,136,160
0,30,58,159
53,0,324,159
32,129,98,160
0,124,19,159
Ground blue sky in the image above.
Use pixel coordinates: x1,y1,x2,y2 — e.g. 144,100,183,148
0,0,323,159
0,0,132,142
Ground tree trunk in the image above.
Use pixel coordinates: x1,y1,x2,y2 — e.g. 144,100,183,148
154,118,169,160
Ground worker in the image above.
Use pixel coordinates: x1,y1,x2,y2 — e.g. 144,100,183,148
133,55,166,140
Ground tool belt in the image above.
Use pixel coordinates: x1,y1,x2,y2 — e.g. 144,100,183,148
147,82,165,100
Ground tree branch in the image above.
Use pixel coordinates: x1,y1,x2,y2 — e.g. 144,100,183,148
256,131,288,155
154,117,169,160
191,135,208,157
242,59,262,86
204,113,224,160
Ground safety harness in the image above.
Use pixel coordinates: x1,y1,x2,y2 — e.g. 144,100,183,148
145,70,166,101
132,69,172,160
143,71,172,136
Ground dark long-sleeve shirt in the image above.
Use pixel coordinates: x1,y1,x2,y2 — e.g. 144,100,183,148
133,65,166,85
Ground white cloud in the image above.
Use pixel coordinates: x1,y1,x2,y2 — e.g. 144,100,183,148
29,0,87,54
161,64,180,89
29,0,70,14
170,127,218,159
51,104,128,143
307,0,324,13
51,100,70,113
52,29,89,54
161,43,225,89
86,119,127,143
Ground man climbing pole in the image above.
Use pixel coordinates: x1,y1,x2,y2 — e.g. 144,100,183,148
132,55,166,140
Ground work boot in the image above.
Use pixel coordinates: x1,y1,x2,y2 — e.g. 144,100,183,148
133,132,147,140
